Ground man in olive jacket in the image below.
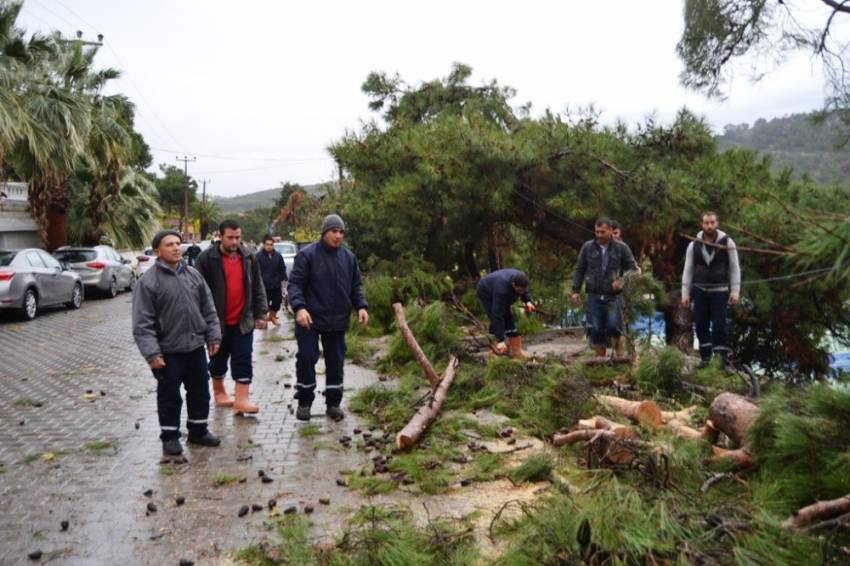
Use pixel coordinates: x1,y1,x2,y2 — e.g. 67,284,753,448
195,219,268,415
288,214,368,422
132,230,222,457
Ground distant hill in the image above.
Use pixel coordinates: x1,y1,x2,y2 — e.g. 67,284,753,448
716,112,850,186
213,183,329,213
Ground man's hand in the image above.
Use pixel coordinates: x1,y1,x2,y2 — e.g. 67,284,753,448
494,341,508,355
570,293,581,306
611,279,624,292
525,302,536,314
358,308,369,326
680,297,690,308
148,356,165,369
255,318,268,330
296,308,313,329
729,293,739,306
208,343,220,357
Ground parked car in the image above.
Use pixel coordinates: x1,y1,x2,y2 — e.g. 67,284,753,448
53,246,134,298
136,248,157,276
0,248,83,320
273,240,298,275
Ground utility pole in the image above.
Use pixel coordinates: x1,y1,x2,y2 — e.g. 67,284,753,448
200,179,211,240
176,155,196,235
58,30,104,46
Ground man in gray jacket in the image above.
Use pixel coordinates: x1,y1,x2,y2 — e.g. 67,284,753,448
571,218,637,357
133,230,222,457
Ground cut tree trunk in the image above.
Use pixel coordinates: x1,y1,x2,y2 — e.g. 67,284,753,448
392,302,440,391
597,395,663,429
553,429,598,446
710,446,756,470
708,393,759,447
395,356,459,450
576,416,636,439
782,494,850,531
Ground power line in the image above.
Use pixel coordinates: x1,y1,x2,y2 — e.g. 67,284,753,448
150,147,333,163
195,162,327,175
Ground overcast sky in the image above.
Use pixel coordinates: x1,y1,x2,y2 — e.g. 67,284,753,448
15,0,836,198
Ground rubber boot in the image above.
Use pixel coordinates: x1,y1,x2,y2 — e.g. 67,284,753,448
233,382,259,415
507,336,528,359
614,336,626,358
594,346,607,357
212,377,234,407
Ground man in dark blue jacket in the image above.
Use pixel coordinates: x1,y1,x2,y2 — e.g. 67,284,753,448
288,214,368,421
477,269,535,358
256,234,287,326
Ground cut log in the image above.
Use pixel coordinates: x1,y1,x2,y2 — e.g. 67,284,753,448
553,429,597,447
576,416,636,439
587,429,639,466
782,494,850,531
395,357,459,450
660,406,697,423
597,395,663,429
666,418,706,440
710,446,756,470
392,302,440,391
708,393,759,447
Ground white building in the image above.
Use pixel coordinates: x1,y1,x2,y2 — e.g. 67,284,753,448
0,182,40,249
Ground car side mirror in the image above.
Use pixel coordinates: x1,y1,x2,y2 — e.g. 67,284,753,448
60,262,70,271
122,258,131,264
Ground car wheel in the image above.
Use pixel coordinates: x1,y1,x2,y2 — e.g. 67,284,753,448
108,277,118,298
66,284,83,310
22,289,38,320
128,272,137,291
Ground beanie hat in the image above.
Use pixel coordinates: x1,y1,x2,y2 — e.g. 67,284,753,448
152,229,182,249
321,214,345,235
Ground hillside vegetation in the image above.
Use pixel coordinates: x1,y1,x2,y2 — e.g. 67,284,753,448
717,112,850,186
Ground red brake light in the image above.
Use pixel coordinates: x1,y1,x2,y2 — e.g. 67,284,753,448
86,261,106,269
0,271,14,281
137,256,150,262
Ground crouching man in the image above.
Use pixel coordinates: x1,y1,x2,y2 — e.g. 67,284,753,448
132,230,222,457
476,269,535,358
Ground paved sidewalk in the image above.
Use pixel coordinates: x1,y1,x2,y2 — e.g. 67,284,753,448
0,294,381,565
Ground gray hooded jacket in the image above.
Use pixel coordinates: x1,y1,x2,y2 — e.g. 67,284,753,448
132,260,221,362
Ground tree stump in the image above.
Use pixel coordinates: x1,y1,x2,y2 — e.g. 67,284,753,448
708,393,759,447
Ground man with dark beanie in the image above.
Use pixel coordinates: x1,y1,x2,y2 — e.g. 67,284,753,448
288,214,368,421
476,269,536,358
132,230,222,457
195,219,268,415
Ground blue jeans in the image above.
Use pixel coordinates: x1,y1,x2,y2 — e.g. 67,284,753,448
208,325,254,383
692,287,730,361
588,294,621,347
294,325,347,407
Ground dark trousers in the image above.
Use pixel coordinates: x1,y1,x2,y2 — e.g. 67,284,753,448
588,294,621,347
294,325,346,407
477,290,518,339
153,347,210,440
265,286,283,312
692,287,730,361
208,324,254,384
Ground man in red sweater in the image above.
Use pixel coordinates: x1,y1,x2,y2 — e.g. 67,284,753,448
195,219,268,415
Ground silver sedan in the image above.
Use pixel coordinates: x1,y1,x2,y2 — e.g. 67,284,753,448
0,248,84,320
53,245,134,298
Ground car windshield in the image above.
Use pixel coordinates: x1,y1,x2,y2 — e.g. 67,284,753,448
274,243,297,255
54,249,97,263
0,251,16,266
